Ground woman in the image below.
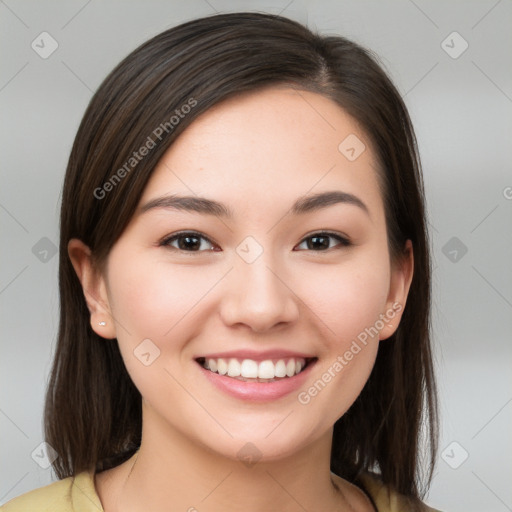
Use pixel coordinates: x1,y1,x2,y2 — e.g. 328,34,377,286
2,12,440,512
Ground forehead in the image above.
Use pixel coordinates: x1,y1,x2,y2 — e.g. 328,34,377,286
139,87,384,222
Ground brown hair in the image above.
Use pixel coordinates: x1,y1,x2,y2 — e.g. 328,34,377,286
45,11,437,507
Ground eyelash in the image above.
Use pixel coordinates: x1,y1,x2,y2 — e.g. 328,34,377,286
159,230,351,253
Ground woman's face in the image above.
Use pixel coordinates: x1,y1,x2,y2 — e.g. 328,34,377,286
76,87,412,462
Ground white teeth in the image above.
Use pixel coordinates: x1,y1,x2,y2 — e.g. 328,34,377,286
240,359,258,378
286,359,296,377
274,360,287,378
258,360,275,379
227,358,241,377
202,357,308,379
217,358,228,375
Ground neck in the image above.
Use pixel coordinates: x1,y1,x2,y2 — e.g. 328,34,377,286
113,402,351,512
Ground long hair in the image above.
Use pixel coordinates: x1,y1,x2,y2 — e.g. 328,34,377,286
45,11,437,506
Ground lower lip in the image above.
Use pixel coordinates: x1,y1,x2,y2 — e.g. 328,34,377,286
197,360,317,402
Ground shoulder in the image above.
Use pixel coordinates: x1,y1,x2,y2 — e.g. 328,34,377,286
358,472,443,512
1,471,103,512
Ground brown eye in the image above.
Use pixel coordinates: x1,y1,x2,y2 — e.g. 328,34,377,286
295,232,351,251
161,232,216,252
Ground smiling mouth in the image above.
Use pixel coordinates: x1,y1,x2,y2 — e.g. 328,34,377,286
195,356,318,382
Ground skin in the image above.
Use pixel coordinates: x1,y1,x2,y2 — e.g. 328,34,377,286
69,87,413,511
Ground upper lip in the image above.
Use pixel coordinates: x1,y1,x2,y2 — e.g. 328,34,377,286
195,349,316,362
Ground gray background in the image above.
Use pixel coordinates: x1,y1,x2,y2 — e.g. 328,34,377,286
1,1,511,510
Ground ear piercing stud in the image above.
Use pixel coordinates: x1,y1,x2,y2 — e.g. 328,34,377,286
99,321,106,326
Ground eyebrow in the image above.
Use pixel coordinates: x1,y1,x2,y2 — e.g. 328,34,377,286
139,190,370,218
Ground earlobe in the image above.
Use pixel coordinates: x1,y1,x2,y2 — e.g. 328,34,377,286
379,240,414,341
67,238,117,339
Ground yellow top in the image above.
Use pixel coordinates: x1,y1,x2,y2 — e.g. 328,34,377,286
1,470,441,511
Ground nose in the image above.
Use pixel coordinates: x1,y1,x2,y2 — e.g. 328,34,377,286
219,253,300,333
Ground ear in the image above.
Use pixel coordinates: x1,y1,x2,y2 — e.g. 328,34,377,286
379,239,414,341
67,238,117,339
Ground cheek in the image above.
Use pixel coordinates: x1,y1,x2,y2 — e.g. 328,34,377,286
293,257,389,420
108,254,217,340
298,254,391,346
105,254,219,402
